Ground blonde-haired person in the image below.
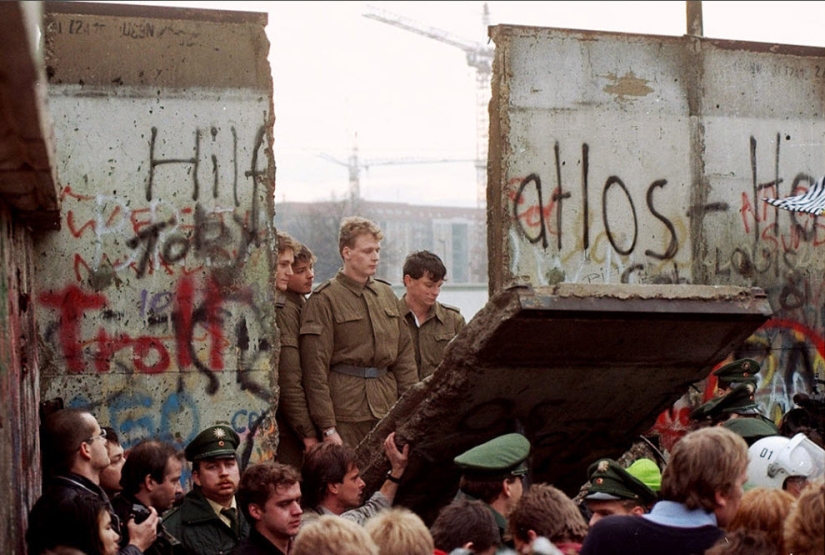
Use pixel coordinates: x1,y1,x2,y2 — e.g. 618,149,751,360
291,514,379,555
783,480,824,555
364,507,434,555
724,487,794,554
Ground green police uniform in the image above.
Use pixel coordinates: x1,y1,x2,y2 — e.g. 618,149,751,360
163,426,248,555
454,433,531,552
274,290,317,468
300,271,418,447
585,458,658,507
398,294,466,380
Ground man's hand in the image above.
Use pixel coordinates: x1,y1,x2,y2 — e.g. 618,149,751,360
127,507,158,552
384,431,409,478
323,430,343,445
302,436,320,452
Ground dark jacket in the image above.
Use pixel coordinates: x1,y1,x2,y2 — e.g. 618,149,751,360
112,493,186,555
231,529,286,555
162,488,249,555
27,472,142,555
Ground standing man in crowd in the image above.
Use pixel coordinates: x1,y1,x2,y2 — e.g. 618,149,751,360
580,426,750,555
398,250,466,380
273,233,318,469
234,462,303,555
112,439,185,555
582,457,659,527
100,426,126,500
27,407,158,555
300,431,409,527
453,432,531,551
288,242,316,299
300,216,418,447
163,425,249,555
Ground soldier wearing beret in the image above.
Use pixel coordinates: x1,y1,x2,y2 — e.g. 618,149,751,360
397,250,466,381
163,425,249,555
300,217,418,448
583,458,659,527
453,432,531,551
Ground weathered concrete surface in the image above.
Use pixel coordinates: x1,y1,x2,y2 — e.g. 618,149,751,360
35,3,279,463
358,283,772,523
487,25,825,437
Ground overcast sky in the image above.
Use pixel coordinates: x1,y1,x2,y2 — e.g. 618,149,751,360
99,1,825,207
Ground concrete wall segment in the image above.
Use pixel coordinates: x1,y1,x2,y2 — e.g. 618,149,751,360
36,3,279,461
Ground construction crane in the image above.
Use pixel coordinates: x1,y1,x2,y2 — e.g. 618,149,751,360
363,3,494,208
319,133,475,208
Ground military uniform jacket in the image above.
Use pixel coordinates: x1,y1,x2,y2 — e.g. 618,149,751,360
162,489,249,555
275,290,317,440
299,271,418,428
398,294,466,380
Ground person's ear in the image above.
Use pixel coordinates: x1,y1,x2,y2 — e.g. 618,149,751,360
502,478,512,498
527,530,538,543
403,275,412,287
328,482,339,496
248,503,263,522
143,474,155,492
714,489,729,511
630,505,645,517
192,470,202,487
78,441,92,461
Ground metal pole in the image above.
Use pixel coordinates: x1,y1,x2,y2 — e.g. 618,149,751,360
686,1,703,37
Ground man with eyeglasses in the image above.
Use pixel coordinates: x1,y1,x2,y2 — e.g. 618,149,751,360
26,407,158,555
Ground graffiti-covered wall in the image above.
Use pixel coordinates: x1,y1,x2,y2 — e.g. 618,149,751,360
35,3,279,461
488,26,825,433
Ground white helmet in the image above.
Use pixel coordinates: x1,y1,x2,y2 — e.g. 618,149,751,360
747,433,825,490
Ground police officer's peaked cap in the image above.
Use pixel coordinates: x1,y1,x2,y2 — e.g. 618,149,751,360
584,458,657,506
713,382,760,416
690,395,723,422
454,433,531,480
723,417,779,446
713,358,760,385
185,425,240,462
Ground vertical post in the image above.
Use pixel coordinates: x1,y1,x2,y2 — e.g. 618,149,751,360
686,1,703,36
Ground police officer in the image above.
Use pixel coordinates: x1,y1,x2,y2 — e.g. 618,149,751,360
712,358,760,395
398,250,466,380
163,425,249,555
454,432,531,551
300,216,418,448
691,382,779,436
583,458,659,527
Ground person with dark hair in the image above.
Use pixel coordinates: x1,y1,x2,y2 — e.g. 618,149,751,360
300,431,409,527
33,493,121,555
27,408,158,555
429,498,500,555
580,427,750,555
509,483,588,555
274,234,319,469
100,427,126,500
111,440,185,555
398,250,465,380
163,425,249,555
233,462,303,555
300,216,418,448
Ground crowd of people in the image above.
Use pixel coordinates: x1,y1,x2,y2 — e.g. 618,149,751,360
26,216,825,555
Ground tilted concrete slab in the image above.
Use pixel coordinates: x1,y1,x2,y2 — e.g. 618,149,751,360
356,283,772,523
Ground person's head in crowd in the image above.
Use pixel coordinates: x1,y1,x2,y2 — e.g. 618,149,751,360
99,427,125,499
402,250,447,310
661,426,749,527
42,408,110,481
746,432,825,497
429,498,499,555
703,530,775,555
725,487,795,554
301,441,363,514
184,424,242,506
783,480,825,555
455,433,531,519
288,242,316,295
237,462,303,552
37,492,120,555
712,358,760,395
119,439,184,512
291,514,379,555
508,483,588,553
583,458,658,527
779,407,825,447
338,216,383,282
275,231,298,293
364,507,434,555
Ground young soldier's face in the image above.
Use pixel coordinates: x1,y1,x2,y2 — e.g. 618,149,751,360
288,259,315,295
343,234,380,281
276,248,295,292
404,272,443,309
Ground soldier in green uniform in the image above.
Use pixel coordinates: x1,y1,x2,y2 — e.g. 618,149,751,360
163,425,249,555
453,432,531,552
690,382,780,438
712,358,760,395
397,250,466,381
274,234,319,469
299,216,418,448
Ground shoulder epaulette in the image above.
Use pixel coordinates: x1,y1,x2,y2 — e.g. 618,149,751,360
375,278,393,286
313,280,332,294
441,303,462,314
